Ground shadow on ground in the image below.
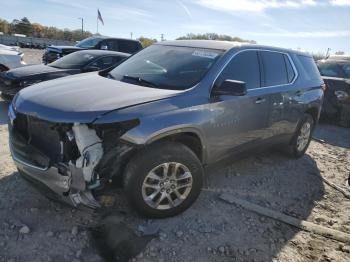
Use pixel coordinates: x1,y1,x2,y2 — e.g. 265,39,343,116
314,123,350,149
0,146,326,261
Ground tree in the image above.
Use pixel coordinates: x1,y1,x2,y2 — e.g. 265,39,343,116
0,19,9,33
177,33,256,44
0,16,93,41
335,51,345,55
138,36,157,47
11,17,32,35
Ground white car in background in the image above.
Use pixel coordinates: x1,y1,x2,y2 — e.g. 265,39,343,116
0,49,26,71
0,44,21,52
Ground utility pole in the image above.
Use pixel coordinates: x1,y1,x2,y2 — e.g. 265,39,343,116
78,17,84,37
130,32,133,39
161,33,164,41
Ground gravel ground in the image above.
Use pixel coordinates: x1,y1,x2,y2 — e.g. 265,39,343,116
21,48,45,65
0,49,349,261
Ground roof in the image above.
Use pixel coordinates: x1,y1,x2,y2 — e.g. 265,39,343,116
89,35,141,43
156,40,308,55
73,49,130,57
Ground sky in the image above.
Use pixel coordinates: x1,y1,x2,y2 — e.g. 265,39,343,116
0,0,350,54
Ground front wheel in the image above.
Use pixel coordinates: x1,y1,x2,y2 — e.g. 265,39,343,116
287,114,315,158
123,141,203,218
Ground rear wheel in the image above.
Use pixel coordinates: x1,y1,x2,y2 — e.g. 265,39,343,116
287,114,314,158
123,141,203,218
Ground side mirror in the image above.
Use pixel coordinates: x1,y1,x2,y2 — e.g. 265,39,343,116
212,79,247,96
100,45,108,50
83,66,100,72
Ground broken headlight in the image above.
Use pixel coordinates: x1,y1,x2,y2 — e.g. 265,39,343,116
335,90,349,101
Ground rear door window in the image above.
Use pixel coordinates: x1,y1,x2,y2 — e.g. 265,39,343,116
99,40,118,51
260,51,289,86
216,50,260,90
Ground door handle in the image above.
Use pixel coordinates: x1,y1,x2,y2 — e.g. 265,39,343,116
255,98,266,104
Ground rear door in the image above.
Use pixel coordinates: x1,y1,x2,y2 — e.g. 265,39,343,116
258,51,297,138
208,50,270,161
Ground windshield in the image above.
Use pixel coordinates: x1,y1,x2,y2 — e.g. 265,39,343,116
49,52,97,69
108,45,223,90
75,37,101,48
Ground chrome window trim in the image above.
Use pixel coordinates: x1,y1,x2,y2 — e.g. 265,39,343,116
211,48,299,92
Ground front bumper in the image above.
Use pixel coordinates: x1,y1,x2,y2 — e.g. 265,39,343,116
10,137,100,208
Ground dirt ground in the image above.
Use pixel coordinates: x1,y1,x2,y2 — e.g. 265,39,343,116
0,50,349,262
21,48,45,65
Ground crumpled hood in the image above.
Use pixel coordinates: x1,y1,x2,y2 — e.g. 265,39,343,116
14,73,182,123
5,64,77,80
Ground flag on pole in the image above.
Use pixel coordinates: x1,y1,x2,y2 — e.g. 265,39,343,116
97,9,104,26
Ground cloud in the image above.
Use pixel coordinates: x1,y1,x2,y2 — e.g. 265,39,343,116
330,0,350,6
178,1,193,18
195,0,319,13
249,30,350,37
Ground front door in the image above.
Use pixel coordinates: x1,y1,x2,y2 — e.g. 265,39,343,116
206,50,270,162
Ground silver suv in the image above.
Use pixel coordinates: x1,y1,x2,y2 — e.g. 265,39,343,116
9,40,324,217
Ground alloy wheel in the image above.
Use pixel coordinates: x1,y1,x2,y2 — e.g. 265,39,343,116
142,162,193,210
296,122,311,152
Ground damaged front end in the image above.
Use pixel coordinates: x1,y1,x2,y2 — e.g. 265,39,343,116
9,109,139,208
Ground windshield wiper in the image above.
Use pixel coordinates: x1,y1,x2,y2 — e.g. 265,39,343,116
123,75,158,88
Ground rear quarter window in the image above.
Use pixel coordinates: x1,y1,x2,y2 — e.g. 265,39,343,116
298,55,321,81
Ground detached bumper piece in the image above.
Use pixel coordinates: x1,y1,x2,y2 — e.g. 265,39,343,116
16,158,100,208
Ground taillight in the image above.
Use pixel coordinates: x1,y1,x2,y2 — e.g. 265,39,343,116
321,83,327,92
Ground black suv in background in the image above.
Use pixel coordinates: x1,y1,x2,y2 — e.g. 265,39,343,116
42,36,142,64
10,41,324,217
317,55,350,127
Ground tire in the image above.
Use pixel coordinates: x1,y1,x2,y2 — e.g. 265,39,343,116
123,141,203,218
286,114,315,158
339,105,350,128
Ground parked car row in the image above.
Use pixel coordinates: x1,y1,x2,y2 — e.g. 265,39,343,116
0,50,129,100
0,47,26,72
5,40,325,217
317,55,350,127
42,36,142,64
